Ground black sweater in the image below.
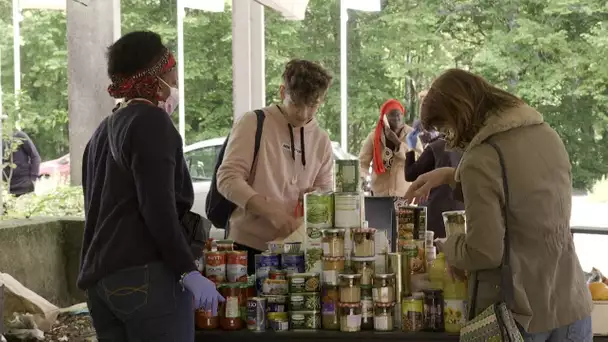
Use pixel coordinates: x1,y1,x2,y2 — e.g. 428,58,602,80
78,103,196,289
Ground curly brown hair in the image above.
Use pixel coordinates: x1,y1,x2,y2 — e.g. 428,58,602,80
420,69,523,148
282,59,333,107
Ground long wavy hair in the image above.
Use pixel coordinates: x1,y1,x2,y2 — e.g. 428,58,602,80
420,69,524,149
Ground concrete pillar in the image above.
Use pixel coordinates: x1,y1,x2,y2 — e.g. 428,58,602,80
232,0,265,121
250,2,266,109
66,0,120,185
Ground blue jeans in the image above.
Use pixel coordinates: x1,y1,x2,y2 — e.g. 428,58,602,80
520,316,592,342
86,262,194,342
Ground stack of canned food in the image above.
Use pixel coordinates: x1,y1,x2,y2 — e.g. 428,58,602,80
196,240,255,331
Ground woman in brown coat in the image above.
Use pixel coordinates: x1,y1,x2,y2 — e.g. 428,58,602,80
406,69,592,340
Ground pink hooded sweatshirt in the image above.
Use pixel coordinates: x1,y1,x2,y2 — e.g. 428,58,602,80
217,105,333,250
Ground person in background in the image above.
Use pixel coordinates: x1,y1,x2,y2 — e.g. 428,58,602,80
359,99,422,197
217,59,334,275
2,130,41,197
79,31,222,341
406,69,592,341
404,90,464,238
404,127,463,238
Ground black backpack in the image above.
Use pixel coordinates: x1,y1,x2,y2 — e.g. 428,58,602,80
205,109,266,229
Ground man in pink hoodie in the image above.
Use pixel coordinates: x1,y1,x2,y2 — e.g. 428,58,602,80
217,59,334,273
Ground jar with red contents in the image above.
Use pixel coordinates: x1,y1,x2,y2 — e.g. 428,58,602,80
219,283,244,330
195,309,218,330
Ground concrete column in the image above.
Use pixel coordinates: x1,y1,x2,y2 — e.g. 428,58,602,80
232,0,252,122
66,0,120,185
232,0,266,121
250,1,266,109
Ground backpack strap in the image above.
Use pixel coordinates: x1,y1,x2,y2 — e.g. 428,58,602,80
248,109,266,184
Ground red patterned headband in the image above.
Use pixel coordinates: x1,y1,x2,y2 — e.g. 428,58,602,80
107,49,176,99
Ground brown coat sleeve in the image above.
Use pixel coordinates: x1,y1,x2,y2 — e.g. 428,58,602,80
444,145,506,271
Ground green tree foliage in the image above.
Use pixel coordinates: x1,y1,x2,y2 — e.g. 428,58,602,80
0,0,607,189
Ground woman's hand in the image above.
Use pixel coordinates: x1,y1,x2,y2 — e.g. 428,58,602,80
404,167,456,203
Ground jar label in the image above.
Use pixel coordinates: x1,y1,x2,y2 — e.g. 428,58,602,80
227,264,247,283
444,299,467,331
361,299,373,318
225,297,240,318
322,270,338,285
322,242,330,255
372,287,392,303
347,314,361,328
374,315,390,330
322,302,336,314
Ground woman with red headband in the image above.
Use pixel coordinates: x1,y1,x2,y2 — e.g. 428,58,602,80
78,31,222,340
359,99,422,196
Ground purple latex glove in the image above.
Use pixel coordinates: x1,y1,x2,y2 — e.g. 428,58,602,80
182,271,225,315
412,119,422,133
406,131,419,149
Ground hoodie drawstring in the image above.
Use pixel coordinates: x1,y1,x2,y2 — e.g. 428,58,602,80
287,124,306,167
300,127,306,167
288,124,296,161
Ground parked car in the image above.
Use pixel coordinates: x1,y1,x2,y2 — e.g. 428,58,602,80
39,154,70,179
183,137,356,221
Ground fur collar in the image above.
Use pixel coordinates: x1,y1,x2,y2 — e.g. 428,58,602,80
455,105,544,180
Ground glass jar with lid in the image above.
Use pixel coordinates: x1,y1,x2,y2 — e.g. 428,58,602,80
321,285,340,330
219,283,243,330
321,229,346,257
372,273,396,303
339,302,362,332
322,256,346,286
195,309,219,330
338,274,362,303
374,302,395,331
351,228,377,257
351,257,375,286
360,285,374,330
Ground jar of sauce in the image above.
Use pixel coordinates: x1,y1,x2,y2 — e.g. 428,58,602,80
220,283,243,330
195,309,218,330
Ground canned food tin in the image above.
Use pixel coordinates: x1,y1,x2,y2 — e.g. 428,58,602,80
281,253,305,274
334,193,361,228
255,252,280,293
305,192,334,228
204,251,226,284
264,295,287,313
335,159,360,193
262,278,288,296
269,317,289,332
246,297,267,332
269,269,287,280
397,206,417,240
226,250,248,283
415,206,427,237
288,273,321,293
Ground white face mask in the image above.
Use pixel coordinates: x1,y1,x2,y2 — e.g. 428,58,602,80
158,78,179,115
